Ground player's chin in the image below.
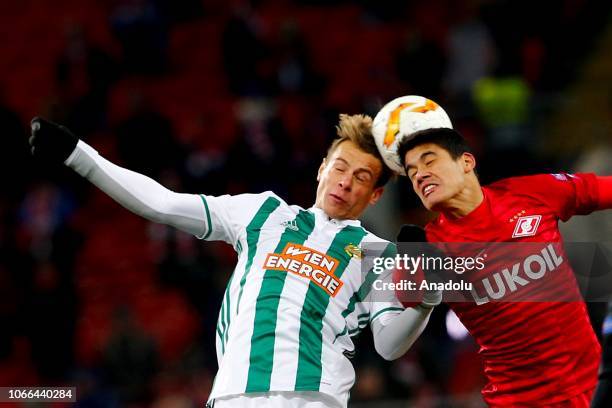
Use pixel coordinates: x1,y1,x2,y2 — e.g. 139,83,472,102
323,201,348,219
420,194,440,211
417,193,433,209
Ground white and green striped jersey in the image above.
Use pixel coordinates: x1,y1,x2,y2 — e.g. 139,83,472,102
199,191,404,407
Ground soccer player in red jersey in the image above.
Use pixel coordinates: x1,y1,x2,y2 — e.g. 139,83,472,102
397,128,612,407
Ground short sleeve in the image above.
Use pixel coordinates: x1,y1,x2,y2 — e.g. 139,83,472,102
196,191,282,245
520,173,600,221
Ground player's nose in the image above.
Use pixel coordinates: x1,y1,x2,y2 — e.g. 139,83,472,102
415,170,430,187
338,173,353,190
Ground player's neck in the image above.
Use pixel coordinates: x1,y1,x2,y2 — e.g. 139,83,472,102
437,183,484,219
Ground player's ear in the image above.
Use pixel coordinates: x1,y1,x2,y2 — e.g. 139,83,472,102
317,158,327,182
369,186,384,205
462,152,476,173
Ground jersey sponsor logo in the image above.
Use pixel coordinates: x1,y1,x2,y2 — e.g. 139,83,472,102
512,215,542,238
470,243,564,305
263,243,343,296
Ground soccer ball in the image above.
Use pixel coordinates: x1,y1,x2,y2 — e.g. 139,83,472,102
372,95,452,175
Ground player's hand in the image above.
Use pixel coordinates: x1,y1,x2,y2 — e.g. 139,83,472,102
419,285,442,309
29,117,79,164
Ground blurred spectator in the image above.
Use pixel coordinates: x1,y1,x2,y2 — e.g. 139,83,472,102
17,183,76,261
56,24,119,135
102,306,159,404
24,260,78,381
395,28,447,99
0,91,28,199
156,0,204,25
16,183,79,381
73,369,120,408
444,3,496,113
521,35,546,88
472,67,530,148
111,0,169,76
352,364,387,401
222,2,269,95
226,98,293,196
115,91,184,178
358,0,409,23
0,256,18,361
275,21,324,96
180,115,231,196
473,63,534,181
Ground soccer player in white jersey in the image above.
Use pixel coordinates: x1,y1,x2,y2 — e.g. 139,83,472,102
29,114,441,408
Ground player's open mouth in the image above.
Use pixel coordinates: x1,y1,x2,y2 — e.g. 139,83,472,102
422,184,438,198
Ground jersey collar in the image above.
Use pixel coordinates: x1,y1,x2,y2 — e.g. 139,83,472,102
309,206,362,227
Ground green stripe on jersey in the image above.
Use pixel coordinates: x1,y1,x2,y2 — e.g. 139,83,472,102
342,242,397,319
217,271,236,355
295,225,367,390
218,299,226,354
199,195,213,240
236,197,281,314
222,272,235,350
246,210,316,392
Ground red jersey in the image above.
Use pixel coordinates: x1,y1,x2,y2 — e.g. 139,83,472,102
425,173,602,406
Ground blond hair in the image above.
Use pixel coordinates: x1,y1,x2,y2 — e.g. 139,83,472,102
326,114,392,187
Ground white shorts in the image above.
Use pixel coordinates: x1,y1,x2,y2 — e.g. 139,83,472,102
207,391,344,408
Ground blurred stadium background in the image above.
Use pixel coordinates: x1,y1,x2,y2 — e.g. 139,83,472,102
1,0,611,406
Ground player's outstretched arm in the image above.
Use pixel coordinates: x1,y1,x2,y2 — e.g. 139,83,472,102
371,304,435,361
29,117,207,237
598,176,612,210
370,224,443,360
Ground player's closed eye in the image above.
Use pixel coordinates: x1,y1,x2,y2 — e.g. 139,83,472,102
355,174,370,183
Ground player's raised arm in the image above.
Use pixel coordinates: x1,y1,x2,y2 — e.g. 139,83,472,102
597,175,612,210
370,295,439,361
370,224,442,361
29,117,207,237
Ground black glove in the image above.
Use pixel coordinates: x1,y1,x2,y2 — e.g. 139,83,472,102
29,117,79,163
396,224,427,243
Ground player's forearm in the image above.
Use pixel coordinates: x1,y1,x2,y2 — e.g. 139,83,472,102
597,176,612,210
371,306,432,360
65,140,206,236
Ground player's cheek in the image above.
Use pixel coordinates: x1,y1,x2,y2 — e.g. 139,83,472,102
411,181,420,196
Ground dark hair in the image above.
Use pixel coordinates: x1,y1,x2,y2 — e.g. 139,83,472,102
328,114,393,187
397,128,473,170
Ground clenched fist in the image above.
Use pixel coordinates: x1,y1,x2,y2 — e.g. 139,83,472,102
29,117,79,164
